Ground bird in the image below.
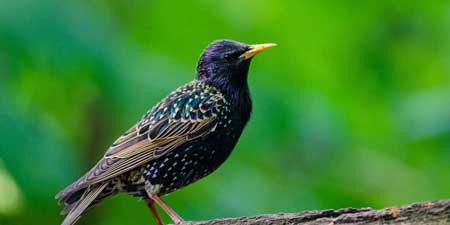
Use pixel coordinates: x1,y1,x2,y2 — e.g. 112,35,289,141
56,39,276,225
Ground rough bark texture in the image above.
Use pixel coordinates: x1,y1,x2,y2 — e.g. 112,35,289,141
178,199,450,225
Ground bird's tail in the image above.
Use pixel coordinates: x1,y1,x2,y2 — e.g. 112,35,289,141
60,182,108,225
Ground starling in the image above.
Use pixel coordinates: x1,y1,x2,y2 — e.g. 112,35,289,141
56,40,276,225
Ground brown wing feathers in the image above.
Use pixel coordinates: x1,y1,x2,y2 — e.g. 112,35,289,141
60,183,108,225
56,82,223,210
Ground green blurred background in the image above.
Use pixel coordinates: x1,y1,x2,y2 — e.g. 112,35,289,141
1,0,450,224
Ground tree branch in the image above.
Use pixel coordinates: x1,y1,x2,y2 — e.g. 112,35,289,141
178,199,450,225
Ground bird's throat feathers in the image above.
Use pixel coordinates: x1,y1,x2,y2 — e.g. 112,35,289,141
200,74,253,124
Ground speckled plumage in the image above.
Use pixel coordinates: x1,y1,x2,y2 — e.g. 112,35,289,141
104,80,245,197
56,40,275,225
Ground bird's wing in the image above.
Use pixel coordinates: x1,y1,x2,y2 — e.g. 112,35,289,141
56,82,225,199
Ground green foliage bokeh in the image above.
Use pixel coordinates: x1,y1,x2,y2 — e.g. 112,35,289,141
0,0,449,225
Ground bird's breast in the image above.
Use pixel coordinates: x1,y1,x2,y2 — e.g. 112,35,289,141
141,115,245,195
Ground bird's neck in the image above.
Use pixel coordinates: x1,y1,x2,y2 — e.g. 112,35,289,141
201,79,252,124
235,87,252,124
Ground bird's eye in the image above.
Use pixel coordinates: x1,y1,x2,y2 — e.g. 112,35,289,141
223,53,232,60
224,51,241,61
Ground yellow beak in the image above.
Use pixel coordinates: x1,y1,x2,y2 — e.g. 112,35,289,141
241,43,277,60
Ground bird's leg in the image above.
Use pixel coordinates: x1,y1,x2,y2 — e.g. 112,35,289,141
150,194,184,224
145,183,184,224
145,199,164,225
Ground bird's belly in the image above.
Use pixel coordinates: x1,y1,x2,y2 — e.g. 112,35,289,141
143,134,238,195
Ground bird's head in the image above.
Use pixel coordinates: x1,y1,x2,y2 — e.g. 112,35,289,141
197,40,275,95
